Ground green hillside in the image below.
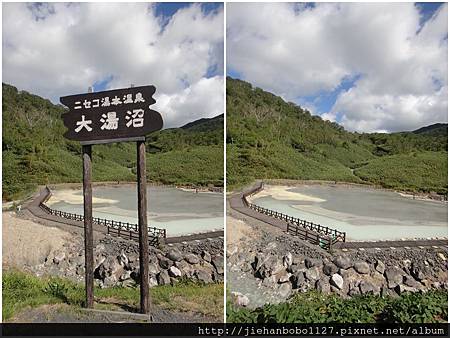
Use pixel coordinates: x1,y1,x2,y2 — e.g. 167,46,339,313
226,77,447,194
2,83,223,201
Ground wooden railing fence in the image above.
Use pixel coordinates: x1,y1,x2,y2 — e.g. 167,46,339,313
39,188,166,246
241,182,346,250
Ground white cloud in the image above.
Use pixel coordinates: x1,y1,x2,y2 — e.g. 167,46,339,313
155,76,224,128
227,3,448,132
2,2,224,128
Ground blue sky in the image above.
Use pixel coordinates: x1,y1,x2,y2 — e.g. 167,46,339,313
155,2,222,18
227,3,443,129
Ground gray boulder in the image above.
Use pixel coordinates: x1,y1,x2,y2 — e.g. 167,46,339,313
119,271,131,281
304,266,320,282
291,271,305,289
283,252,293,268
315,278,331,294
375,260,385,274
354,261,370,274
53,251,66,264
330,273,344,290
333,256,351,269
167,249,183,262
148,262,160,275
149,276,158,288
277,271,291,283
94,254,106,270
257,255,284,279
359,280,378,295
103,275,117,288
404,275,423,289
290,263,306,274
202,250,212,263
103,256,124,280
253,252,268,271
349,284,361,296
305,257,321,268
157,270,171,285
158,256,171,269
169,266,182,278
395,284,419,295
175,260,192,277
211,256,224,274
195,268,213,283
381,286,399,298
118,251,129,267
232,292,249,307
185,254,200,265
410,263,425,281
384,267,404,288
323,262,338,276
278,282,292,298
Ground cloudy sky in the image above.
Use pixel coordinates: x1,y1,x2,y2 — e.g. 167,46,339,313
227,2,448,133
2,2,224,128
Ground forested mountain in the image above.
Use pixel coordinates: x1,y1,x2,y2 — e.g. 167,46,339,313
2,83,223,200
413,123,447,136
226,77,447,194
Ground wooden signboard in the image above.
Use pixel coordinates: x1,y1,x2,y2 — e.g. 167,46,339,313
60,85,163,314
60,86,163,144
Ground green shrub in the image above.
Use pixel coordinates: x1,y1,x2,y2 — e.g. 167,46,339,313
226,290,448,323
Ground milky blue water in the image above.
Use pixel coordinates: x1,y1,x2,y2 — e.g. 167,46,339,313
47,186,223,237
252,185,447,241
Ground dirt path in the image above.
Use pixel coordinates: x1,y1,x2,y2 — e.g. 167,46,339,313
2,211,74,268
7,303,215,323
226,215,258,247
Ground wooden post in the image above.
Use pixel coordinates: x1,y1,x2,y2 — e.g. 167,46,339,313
137,140,150,314
82,145,94,309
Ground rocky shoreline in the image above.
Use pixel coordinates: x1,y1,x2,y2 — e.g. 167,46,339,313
28,233,224,288
227,227,448,308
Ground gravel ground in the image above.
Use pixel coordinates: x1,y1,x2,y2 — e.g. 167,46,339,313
2,211,75,268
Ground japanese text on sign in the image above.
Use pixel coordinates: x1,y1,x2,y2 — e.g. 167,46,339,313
60,85,163,144
73,92,146,110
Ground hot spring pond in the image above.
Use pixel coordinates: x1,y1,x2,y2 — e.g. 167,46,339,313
249,184,447,241
47,186,223,237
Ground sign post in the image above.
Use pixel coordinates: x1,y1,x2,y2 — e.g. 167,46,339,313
60,86,163,314
137,140,149,313
82,144,94,308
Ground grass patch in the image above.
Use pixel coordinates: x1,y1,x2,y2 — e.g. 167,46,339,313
151,279,224,318
2,270,224,321
354,151,448,194
227,290,448,323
